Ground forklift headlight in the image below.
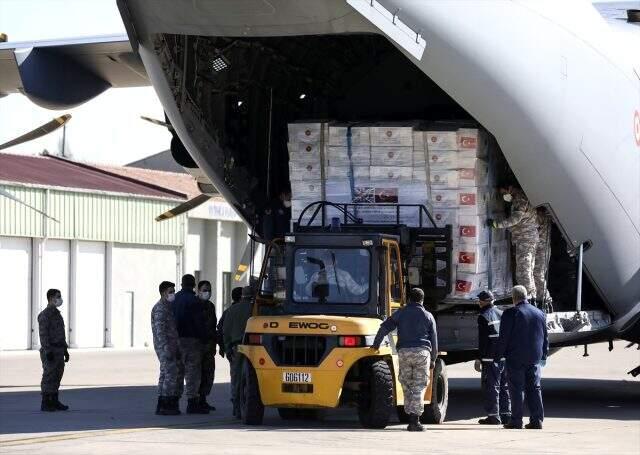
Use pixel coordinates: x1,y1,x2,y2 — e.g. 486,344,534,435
338,336,365,347
246,333,263,345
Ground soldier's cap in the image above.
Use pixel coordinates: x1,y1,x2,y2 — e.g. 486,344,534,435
242,286,254,298
477,290,495,302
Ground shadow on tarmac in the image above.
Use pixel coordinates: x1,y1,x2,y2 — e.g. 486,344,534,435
0,378,638,436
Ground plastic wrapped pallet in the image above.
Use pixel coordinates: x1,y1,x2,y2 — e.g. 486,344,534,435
457,214,491,244
288,142,322,161
328,125,371,147
291,180,323,200
325,165,369,180
432,208,459,228
458,160,489,187
430,187,490,215
371,146,413,167
370,126,414,147
370,166,412,181
429,168,460,188
412,166,428,182
412,131,426,166
288,122,325,144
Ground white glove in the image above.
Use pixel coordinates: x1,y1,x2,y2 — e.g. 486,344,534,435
474,359,482,373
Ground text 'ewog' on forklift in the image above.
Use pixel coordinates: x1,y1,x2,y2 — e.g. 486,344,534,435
236,201,453,428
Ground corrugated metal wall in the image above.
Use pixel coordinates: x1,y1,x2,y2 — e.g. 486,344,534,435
0,185,184,246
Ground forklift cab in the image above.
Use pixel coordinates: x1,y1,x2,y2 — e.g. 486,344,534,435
255,233,406,319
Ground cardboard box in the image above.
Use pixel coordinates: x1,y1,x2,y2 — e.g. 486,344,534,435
291,180,323,200
429,169,460,188
288,142,321,160
455,243,489,273
412,166,428,182
428,150,480,170
430,188,490,214
371,146,413,167
457,214,491,244
328,125,371,147
430,189,460,208
425,130,458,151
370,126,414,147
325,165,369,180
454,271,489,298
369,166,413,181
326,146,370,166
289,160,322,181
457,128,488,157
288,122,325,143
458,160,489,187
431,208,459,228
413,149,426,167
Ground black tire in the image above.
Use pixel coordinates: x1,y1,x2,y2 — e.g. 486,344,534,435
277,408,298,420
421,358,448,424
357,359,394,429
240,358,264,425
396,405,410,423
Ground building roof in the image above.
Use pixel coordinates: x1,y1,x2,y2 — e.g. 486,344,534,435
0,153,186,199
96,164,202,200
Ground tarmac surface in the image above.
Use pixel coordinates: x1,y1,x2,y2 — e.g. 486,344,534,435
0,341,638,454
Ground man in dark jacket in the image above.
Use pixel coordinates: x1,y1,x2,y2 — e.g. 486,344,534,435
173,274,208,414
475,290,511,425
197,280,217,411
372,288,438,432
217,286,243,359
38,288,70,412
496,285,548,430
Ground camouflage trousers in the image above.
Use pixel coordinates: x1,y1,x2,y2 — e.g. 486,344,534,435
155,347,180,397
533,228,552,306
513,238,538,298
398,347,431,417
40,349,65,394
177,338,203,399
199,347,216,398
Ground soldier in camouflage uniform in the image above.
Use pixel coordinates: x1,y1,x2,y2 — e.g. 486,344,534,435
488,186,539,300
197,280,217,411
534,208,553,312
372,288,438,432
223,286,254,419
151,281,181,415
38,289,70,412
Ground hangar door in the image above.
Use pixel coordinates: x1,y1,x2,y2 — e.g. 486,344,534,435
74,241,105,347
0,237,31,349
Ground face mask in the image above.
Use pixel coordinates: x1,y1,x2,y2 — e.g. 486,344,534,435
199,291,211,301
283,200,292,208
503,193,513,203
166,293,175,303
54,298,63,307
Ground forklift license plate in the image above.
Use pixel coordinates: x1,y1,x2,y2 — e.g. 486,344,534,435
283,372,312,383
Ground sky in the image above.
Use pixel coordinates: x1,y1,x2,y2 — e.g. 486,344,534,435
0,0,634,165
0,0,169,166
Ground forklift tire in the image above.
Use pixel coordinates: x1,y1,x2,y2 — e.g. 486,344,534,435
278,408,298,420
357,359,394,429
421,358,448,424
240,358,264,425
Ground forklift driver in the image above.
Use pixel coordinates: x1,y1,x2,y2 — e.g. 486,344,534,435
304,250,368,303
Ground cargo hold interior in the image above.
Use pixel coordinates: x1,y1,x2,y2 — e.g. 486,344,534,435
159,32,611,341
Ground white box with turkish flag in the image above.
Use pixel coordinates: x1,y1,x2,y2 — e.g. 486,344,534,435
454,271,489,298
455,243,489,273
458,160,489,187
457,214,491,244
425,130,458,151
457,128,489,157
431,208,459,228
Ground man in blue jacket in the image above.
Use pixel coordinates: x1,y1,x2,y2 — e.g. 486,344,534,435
173,274,208,414
475,290,511,425
496,285,548,429
372,288,438,432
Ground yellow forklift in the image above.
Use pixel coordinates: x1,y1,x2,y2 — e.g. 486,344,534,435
237,202,453,428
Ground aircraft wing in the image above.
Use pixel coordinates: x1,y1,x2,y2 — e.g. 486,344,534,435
0,34,148,109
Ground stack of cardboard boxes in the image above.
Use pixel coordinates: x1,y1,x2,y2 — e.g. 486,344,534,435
287,121,512,300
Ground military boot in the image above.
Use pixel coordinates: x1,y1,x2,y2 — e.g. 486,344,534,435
501,414,512,426
199,395,216,411
41,393,57,412
53,393,69,411
187,398,209,414
407,414,424,432
157,396,180,416
478,416,501,425
170,396,182,415
155,396,163,415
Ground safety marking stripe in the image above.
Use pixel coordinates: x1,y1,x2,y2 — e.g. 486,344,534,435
0,418,236,447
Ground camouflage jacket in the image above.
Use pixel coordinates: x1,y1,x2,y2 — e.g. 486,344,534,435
222,300,253,353
38,305,67,352
151,299,179,356
495,189,539,242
